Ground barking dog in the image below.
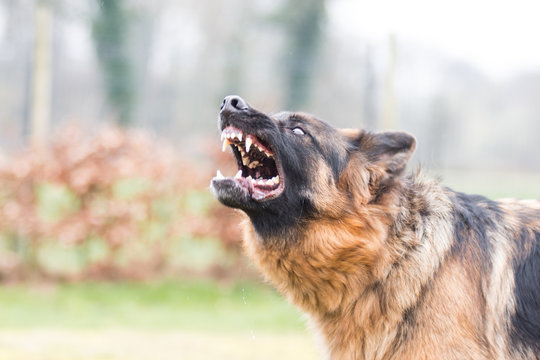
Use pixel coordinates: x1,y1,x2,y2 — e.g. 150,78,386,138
210,95,540,359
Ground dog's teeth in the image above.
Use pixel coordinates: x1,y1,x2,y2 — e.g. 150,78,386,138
267,178,275,186
216,170,225,179
238,132,243,141
272,175,279,184
248,161,259,169
222,139,231,152
234,170,242,178
220,132,226,141
245,137,252,153
257,179,265,186
242,156,250,166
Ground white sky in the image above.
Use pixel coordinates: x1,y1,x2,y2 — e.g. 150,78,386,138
329,0,540,79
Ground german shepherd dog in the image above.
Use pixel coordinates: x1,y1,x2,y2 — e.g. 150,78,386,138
210,95,540,359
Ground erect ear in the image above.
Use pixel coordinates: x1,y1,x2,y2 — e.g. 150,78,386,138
362,131,416,175
339,129,416,176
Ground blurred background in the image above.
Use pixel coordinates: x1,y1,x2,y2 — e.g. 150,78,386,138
0,0,539,359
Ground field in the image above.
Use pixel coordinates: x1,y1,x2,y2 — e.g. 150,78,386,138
0,280,319,360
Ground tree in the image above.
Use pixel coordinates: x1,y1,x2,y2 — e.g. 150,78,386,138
278,0,326,110
92,0,134,126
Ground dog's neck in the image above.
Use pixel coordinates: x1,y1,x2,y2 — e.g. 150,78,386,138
241,174,455,358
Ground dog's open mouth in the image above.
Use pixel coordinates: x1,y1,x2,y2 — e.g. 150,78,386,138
214,126,284,201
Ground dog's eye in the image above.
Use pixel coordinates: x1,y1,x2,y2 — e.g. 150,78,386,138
292,127,305,135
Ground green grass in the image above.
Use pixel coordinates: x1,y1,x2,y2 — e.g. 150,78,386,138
0,280,306,332
0,281,319,360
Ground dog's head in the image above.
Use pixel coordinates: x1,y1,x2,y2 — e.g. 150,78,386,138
210,96,416,237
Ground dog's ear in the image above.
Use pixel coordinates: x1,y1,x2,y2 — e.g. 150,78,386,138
362,131,416,176
339,129,416,176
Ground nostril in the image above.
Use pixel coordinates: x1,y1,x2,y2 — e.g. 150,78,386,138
221,95,249,113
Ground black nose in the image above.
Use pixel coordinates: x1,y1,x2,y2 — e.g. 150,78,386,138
220,95,249,113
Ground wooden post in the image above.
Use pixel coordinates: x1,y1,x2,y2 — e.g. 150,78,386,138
30,1,53,147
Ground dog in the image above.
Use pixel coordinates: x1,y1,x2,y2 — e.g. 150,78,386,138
210,95,540,359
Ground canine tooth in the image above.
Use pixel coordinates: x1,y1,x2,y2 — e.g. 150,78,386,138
234,170,242,178
272,176,279,183
242,156,250,166
216,170,225,179
267,178,275,186
222,139,231,152
245,137,252,152
238,133,243,141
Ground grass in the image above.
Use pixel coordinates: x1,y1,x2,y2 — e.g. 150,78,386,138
0,280,319,360
0,279,306,332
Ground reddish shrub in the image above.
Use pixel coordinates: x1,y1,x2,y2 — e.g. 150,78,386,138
0,125,245,281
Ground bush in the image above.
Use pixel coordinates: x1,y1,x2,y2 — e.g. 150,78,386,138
0,125,244,281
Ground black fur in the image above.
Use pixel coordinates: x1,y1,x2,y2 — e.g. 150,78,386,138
449,192,502,275
511,227,540,352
